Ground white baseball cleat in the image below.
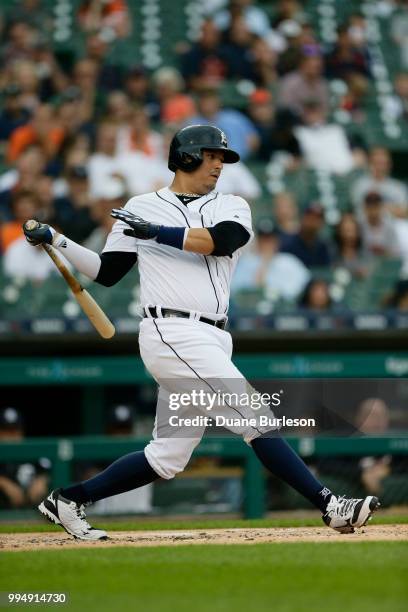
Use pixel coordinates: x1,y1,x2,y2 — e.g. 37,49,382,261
322,494,380,533
38,489,108,541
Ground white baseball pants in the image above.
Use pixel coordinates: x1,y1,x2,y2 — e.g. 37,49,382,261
139,317,275,479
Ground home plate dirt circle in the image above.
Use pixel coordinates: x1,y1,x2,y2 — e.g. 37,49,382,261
1,524,407,551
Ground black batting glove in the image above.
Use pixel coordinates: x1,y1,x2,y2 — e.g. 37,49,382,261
111,208,161,240
23,220,54,245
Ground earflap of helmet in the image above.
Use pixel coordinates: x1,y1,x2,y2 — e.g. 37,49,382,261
168,148,203,173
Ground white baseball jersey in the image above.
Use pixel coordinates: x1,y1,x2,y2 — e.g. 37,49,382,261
101,186,276,480
102,187,253,315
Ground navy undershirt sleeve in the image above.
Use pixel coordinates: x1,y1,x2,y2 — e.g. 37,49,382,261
95,251,137,287
207,221,250,257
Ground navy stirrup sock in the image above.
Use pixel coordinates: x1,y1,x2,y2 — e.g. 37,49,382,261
62,451,159,505
62,439,331,510
251,436,331,512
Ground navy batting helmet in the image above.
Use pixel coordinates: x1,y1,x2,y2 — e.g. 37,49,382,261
168,124,240,173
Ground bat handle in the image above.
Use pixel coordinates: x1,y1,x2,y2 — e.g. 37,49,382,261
42,243,82,294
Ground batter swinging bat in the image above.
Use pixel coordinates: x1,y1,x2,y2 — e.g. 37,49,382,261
24,220,115,339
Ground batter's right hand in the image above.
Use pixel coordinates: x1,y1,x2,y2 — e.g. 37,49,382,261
23,219,55,245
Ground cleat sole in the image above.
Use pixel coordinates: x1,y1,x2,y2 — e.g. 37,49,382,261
39,502,107,540
73,534,109,541
335,526,355,534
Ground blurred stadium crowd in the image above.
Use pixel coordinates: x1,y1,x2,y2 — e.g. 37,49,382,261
0,0,408,320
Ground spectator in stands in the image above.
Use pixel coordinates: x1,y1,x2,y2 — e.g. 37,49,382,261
396,71,408,116
88,121,121,198
56,87,94,148
30,40,70,102
104,91,132,151
78,0,130,39
54,140,91,199
35,174,59,222
384,73,408,122
360,192,400,257
394,214,408,278
156,123,180,164
84,31,124,92
116,149,169,196
189,88,259,160
273,191,300,244
281,203,332,268
356,398,390,434
2,21,38,65
124,66,158,117
0,407,50,509
5,0,52,33
325,24,371,82
278,49,329,119
351,147,408,218
0,145,46,217
316,394,407,503
386,280,408,311
104,90,132,128
88,120,170,198
222,14,257,81
355,398,392,496
116,105,164,158
271,0,306,29
180,18,232,90
84,177,126,252
333,212,372,279
337,73,370,120
7,103,65,164
10,59,41,112
213,0,272,39
247,88,276,160
276,19,304,76
215,160,261,201
232,217,310,299
249,36,278,87
152,67,196,125
262,107,302,163
0,191,40,253
0,84,30,142
54,166,96,243
73,57,103,122
95,112,168,194
294,100,355,175
347,13,370,51
298,278,332,311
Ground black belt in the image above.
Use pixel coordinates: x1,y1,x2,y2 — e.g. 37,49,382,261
144,306,227,329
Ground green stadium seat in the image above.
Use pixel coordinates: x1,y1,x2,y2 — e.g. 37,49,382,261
231,288,265,312
91,269,139,318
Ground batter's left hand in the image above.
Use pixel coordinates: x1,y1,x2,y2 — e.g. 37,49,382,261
111,208,161,240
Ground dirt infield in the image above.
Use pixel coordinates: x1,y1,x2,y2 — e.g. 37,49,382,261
1,524,407,551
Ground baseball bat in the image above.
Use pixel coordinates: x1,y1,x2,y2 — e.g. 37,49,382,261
24,220,115,339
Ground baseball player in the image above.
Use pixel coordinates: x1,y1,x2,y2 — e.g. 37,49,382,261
24,125,380,540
